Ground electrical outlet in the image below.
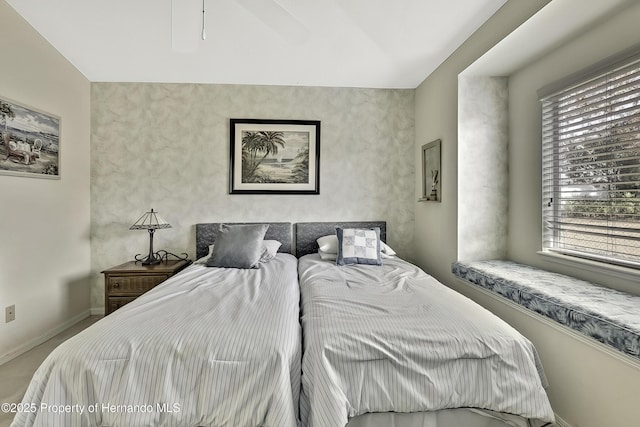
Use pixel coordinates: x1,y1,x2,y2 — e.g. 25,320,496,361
5,305,15,323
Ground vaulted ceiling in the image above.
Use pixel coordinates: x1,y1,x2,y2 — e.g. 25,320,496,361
6,0,508,88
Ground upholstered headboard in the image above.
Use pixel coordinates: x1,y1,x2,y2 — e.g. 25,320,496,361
295,221,387,257
195,222,293,259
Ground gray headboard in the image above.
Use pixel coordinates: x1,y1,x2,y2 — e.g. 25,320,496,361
295,221,387,257
195,222,293,259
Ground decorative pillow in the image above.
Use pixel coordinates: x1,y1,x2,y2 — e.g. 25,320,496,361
206,224,269,268
317,233,395,260
336,227,382,266
259,240,282,263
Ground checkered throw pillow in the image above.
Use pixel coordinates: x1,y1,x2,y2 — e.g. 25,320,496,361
336,227,382,266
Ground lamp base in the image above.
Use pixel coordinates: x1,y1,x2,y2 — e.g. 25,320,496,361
141,255,162,266
134,250,189,265
134,252,163,265
134,228,163,266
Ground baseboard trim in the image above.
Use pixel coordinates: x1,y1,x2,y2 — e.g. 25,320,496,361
0,310,91,365
90,307,105,316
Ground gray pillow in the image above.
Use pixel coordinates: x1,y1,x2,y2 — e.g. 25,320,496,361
206,224,269,268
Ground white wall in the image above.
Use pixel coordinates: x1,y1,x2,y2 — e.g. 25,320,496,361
415,1,640,426
90,83,415,311
508,1,640,296
414,1,548,283
505,6,640,423
0,1,91,362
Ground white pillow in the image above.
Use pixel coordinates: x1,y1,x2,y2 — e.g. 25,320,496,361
259,240,282,263
194,244,215,264
317,235,338,253
381,241,396,257
318,249,337,261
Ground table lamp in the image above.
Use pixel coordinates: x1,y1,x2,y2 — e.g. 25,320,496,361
130,208,172,265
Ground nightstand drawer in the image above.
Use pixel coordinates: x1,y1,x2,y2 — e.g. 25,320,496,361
102,259,191,315
107,275,169,294
107,296,139,313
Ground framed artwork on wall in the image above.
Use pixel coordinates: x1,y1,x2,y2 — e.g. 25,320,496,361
0,95,61,179
229,118,320,194
419,139,441,202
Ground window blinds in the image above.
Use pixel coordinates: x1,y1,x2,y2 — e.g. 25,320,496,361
541,53,640,269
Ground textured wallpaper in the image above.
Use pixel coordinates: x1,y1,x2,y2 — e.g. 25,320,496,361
90,83,415,310
458,76,508,261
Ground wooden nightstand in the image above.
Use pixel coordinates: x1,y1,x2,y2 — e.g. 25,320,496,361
102,259,191,315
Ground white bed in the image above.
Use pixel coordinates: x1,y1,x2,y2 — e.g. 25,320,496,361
11,222,301,427
296,222,555,427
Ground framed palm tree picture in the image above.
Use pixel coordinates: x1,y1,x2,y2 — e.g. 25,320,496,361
230,118,320,194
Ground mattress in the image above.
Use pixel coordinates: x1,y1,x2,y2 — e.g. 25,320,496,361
298,253,555,427
12,254,301,427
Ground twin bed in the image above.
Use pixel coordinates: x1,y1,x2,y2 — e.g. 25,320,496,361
11,222,555,427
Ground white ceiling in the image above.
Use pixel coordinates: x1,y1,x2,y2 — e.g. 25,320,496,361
463,0,638,77
6,0,508,88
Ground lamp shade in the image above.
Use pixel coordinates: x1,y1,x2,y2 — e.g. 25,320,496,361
130,209,172,230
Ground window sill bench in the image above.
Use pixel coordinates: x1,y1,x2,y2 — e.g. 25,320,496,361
451,260,640,361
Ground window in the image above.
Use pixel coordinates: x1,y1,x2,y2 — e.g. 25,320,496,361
540,49,640,270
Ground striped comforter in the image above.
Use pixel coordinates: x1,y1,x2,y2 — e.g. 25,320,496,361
12,254,301,427
298,254,555,427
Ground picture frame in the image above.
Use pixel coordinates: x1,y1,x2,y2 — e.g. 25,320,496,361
230,118,320,194
419,139,441,202
0,95,60,179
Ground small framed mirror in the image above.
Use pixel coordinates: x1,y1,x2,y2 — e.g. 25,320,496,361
419,139,441,202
